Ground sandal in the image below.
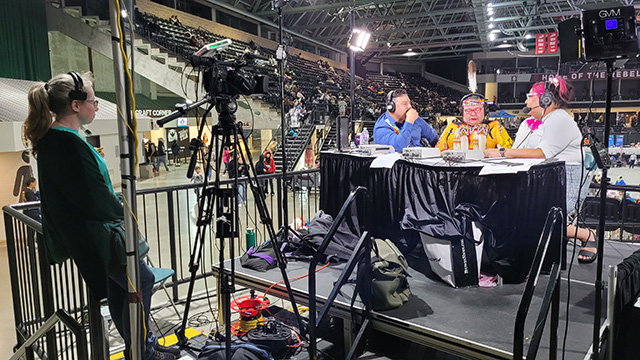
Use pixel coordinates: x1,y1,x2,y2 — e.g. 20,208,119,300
578,233,598,264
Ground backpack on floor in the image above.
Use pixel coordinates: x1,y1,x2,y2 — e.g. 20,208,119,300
358,238,411,311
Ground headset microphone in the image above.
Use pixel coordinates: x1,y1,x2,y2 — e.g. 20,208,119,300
522,105,540,114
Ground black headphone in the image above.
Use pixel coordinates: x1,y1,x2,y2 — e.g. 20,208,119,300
538,80,556,110
386,90,396,113
68,72,87,101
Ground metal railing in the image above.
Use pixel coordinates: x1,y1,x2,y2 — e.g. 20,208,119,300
4,203,97,360
308,186,370,360
4,169,321,358
513,207,564,360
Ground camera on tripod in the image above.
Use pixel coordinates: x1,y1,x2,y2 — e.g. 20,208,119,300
190,39,270,96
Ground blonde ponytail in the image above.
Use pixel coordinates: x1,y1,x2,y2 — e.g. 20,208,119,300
23,82,53,154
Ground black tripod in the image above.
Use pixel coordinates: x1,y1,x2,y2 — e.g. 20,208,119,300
162,93,305,359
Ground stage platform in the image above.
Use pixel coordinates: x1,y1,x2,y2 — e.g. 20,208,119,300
213,239,639,360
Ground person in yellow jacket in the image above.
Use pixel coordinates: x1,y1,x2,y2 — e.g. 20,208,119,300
437,93,513,151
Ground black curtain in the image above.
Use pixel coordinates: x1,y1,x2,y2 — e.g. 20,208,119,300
0,0,51,81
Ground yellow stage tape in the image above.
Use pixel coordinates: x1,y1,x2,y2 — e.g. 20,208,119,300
110,328,204,359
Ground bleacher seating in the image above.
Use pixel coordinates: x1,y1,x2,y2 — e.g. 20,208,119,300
134,10,467,120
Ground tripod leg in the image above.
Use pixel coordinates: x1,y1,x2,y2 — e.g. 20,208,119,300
235,122,307,336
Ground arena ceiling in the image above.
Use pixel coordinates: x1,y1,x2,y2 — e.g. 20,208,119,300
213,0,638,61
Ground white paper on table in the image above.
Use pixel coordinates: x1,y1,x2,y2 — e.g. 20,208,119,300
370,152,403,168
478,158,545,175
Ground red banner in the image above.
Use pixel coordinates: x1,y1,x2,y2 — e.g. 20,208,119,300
547,32,558,53
535,33,547,54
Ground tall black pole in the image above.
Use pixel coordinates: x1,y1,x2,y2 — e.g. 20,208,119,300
277,7,290,252
349,10,356,140
593,58,614,360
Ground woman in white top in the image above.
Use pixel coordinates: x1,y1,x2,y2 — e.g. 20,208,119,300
485,77,596,263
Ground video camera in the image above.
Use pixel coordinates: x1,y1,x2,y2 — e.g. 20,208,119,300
190,39,269,96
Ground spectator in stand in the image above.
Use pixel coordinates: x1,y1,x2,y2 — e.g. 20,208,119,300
373,89,438,152
263,150,276,195
630,153,636,168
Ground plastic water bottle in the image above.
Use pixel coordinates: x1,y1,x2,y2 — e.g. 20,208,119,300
361,127,369,145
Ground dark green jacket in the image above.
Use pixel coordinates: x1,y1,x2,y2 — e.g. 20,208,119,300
37,129,123,298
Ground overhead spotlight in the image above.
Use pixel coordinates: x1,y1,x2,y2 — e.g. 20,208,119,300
348,29,371,52
488,23,494,29
496,69,501,74
403,50,418,56
489,33,496,41
387,42,391,47
503,40,507,43
487,8,493,15
121,9,128,18
525,33,532,39
488,3,493,7
489,16,494,21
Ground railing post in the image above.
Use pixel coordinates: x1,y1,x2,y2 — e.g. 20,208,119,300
167,191,179,301
88,294,108,360
35,233,57,359
4,214,27,357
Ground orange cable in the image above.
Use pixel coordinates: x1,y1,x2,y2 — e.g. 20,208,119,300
264,261,330,297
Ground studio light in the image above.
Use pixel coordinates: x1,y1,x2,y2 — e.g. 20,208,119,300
348,29,371,52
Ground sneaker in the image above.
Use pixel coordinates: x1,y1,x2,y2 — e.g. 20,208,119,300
147,349,176,360
154,343,181,357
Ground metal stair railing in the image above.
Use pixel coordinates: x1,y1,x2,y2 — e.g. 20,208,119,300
513,206,564,360
4,203,104,360
9,309,89,360
308,186,370,360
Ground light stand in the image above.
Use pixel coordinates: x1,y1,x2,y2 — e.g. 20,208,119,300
349,10,356,142
274,0,291,278
592,58,614,360
347,11,370,142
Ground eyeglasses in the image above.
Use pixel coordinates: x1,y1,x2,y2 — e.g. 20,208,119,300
526,93,538,99
464,108,483,115
84,99,99,108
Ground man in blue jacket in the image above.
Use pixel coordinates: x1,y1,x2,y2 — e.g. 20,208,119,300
373,89,438,152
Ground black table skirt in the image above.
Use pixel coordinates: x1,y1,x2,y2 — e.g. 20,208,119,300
320,152,566,283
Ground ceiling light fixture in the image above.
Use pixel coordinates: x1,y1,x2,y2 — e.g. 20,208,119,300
348,29,371,52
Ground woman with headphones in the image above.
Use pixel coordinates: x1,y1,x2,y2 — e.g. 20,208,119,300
484,77,597,264
23,72,178,359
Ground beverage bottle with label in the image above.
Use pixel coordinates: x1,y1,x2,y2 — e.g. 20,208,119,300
361,127,369,145
453,127,461,150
